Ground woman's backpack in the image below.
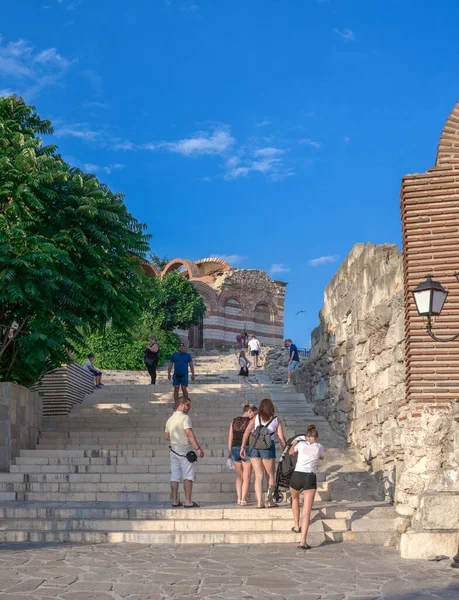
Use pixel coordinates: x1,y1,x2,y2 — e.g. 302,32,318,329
249,416,277,450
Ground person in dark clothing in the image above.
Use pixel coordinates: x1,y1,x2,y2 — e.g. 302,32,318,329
284,338,300,384
144,336,160,384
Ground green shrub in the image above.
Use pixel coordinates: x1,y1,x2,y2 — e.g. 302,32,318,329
75,326,180,371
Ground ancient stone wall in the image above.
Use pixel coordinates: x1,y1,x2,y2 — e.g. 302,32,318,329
292,243,405,498
0,382,42,471
397,101,459,558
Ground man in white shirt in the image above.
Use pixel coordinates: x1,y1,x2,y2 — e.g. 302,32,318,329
164,397,204,508
247,335,261,368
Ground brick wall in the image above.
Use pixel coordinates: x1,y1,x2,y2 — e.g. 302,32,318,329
401,102,459,414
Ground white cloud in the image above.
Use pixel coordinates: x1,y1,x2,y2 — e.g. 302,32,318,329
0,36,73,97
83,163,125,175
34,48,71,68
300,138,321,148
270,264,290,274
225,156,282,180
210,254,247,266
113,140,136,151
308,255,340,267
162,127,235,156
0,88,16,97
255,120,272,127
84,101,109,109
200,176,212,182
344,136,351,144
181,0,200,12
334,28,356,42
54,123,100,140
255,147,285,157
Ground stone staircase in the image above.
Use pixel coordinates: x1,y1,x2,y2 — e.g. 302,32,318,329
0,353,396,545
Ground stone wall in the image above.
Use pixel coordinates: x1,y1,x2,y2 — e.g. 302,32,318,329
0,383,42,471
292,243,405,498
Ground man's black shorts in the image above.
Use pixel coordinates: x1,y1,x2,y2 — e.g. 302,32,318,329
251,350,259,356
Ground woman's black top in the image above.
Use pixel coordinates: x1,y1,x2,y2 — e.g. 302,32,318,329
231,416,250,447
144,346,159,363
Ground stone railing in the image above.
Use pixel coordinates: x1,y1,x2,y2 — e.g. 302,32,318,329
35,363,94,417
0,382,42,471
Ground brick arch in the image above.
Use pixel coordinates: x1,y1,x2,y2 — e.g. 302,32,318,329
189,280,218,313
217,290,246,312
161,258,200,280
195,257,232,277
254,301,275,324
435,101,459,167
142,262,161,278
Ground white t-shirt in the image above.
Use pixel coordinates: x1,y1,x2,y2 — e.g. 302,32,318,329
239,357,252,368
84,360,94,372
165,411,193,453
294,439,324,473
248,339,260,352
255,415,279,440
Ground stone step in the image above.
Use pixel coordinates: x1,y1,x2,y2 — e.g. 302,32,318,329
4,490,330,504
0,472,326,485
0,502,349,520
33,447,294,457
0,529,334,545
0,517,347,533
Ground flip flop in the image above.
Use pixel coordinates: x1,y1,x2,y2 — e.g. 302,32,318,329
291,527,301,533
298,544,312,550
256,505,266,509
184,502,200,508
171,502,183,507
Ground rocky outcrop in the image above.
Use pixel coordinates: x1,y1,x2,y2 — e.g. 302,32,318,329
291,243,405,500
264,346,304,383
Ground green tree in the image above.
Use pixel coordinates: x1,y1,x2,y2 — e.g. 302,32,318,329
75,272,206,370
0,95,152,386
150,271,206,331
149,253,169,271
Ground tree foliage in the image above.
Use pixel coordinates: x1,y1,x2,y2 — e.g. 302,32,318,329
75,273,206,370
75,324,180,371
149,253,169,271
150,271,206,332
0,95,152,385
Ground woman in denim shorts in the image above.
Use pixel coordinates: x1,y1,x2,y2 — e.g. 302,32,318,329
240,399,287,508
228,402,257,505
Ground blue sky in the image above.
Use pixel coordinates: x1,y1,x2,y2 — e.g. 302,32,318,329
1,0,459,346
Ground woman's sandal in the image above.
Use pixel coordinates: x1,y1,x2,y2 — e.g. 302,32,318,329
256,505,266,509
240,500,251,506
297,544,312,550
291,527,301,533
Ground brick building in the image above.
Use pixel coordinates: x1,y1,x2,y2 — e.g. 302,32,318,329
401,101,459,412
143,257,286,348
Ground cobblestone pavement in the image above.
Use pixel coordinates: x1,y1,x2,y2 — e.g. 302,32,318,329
0,542,458,600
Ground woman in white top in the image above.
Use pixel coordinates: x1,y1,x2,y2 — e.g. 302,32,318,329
289,424,325,549
237,351,252,386
240,398,286,508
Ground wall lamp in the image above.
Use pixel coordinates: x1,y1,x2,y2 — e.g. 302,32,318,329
412,273,459,342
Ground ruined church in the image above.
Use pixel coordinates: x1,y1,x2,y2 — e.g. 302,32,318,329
143,257,286,348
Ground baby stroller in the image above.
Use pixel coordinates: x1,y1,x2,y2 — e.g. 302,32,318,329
273,434,304,503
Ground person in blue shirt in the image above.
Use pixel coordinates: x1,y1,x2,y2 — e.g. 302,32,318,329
284,338,300,384
168,343,195,407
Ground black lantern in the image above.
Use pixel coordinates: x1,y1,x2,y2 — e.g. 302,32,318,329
412,273,459,342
